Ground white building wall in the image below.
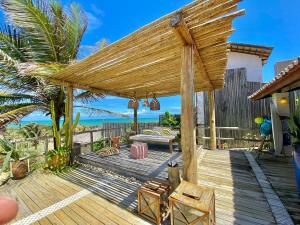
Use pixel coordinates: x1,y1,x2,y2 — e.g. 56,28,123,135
227,52,263,82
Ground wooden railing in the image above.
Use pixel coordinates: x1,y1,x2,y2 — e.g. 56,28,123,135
10,122,159,155
196,125,270,149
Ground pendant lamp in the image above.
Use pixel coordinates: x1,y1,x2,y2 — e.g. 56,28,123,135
128,93,139,109
150,94,160,111
143,90,150,107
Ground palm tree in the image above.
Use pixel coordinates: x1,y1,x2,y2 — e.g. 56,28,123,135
0,0,127,147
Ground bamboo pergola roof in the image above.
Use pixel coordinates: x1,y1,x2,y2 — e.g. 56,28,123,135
51,0,244,99
250,56,300,101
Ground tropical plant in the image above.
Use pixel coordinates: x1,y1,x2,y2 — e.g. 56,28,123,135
0,0,127,146
46,98,79,171
288,107,300,145
50,99,80,149
20,123,44,149
93,138,107,152
161,112,180,128
0,138,19,175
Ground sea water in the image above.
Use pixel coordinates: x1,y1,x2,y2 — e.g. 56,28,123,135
8,118,159,128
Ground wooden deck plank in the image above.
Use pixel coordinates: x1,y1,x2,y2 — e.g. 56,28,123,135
257,155,300,225
0,172,151,225
2,147,296,225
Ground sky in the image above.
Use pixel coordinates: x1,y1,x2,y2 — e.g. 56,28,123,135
1,0,300,121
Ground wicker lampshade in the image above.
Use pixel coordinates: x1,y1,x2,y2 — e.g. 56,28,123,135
143,98,150,107
150,95,160,111
128,97,139,109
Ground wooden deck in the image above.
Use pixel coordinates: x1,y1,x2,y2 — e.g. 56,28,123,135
1,148,297,225
0,172,151,225
258,156,300,224
77,147,284,225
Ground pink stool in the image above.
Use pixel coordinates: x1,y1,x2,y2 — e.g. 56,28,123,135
130,143,148,159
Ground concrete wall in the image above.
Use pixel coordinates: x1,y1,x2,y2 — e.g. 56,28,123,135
227,52,263,82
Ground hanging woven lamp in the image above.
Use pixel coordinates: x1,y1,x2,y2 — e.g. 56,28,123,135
143,90,150,107
128,93,139,109
150,94,160,111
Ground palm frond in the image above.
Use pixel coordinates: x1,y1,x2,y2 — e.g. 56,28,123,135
75,91,105,103
17,62,66,77
0,92,35,104
75,105,130,118
0,104,41,127
1,0,58,62
64,3,87,61
0,103,41,114
0,25,28,62
0,48,19,66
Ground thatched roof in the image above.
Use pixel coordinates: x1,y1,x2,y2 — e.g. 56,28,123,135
250,56,300,100
50,0,244,98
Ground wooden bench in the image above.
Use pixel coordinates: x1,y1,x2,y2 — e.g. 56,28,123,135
129,134,176,153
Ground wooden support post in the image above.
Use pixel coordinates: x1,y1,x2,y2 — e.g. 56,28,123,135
90,131,94,152
67,86,74,162
134,107,138,134
208,90,217,151
180,44,198,184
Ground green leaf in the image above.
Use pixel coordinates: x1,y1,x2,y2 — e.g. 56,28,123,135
0,104,41,127
1,0,58,61
0,150,12,175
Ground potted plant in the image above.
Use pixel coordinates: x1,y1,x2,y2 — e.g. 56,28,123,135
0,139,28,179
288,110,300,193
47,99,80,171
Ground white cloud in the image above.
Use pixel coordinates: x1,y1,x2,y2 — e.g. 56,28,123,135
86,12,103,32
123,108,148,116
90,4,104,16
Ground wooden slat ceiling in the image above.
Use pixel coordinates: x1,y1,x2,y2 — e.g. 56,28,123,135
51,0,244,98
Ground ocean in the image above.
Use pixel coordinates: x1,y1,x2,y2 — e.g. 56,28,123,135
8,118,159,128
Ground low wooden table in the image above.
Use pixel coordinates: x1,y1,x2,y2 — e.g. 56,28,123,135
169,181,216,225
129,134,176,153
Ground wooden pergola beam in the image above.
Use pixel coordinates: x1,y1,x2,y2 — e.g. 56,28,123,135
208,90,217,150
180,45,198,184
170,13,213,90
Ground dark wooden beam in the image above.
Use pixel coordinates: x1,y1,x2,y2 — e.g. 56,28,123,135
134,108,138,134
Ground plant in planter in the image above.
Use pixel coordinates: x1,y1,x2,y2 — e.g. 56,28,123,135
0,139,28,179
46,99,80,172
288,109,300,193
161,111,181,129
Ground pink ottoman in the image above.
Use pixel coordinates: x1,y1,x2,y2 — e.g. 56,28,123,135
130,143,148,159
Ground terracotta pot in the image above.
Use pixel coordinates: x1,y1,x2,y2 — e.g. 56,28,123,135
12,160,28,179
112,136,121,149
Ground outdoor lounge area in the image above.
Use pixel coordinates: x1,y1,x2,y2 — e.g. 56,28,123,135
1,0,300,225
